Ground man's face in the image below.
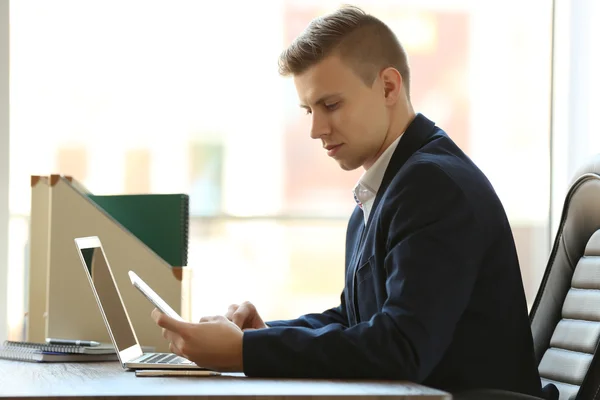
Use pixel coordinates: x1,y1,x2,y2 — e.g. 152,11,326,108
294,55,390,171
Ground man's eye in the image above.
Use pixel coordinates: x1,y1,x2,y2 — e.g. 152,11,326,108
305,108,312,115
325,102,340,111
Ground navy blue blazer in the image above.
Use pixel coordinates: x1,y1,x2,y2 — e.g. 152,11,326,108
243,113,542,396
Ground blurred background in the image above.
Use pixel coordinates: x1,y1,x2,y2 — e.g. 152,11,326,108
3,0,599,340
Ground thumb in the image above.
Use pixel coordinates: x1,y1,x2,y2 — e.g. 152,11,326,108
151,308,185,332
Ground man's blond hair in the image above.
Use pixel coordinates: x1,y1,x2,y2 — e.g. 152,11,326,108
278,5,411,98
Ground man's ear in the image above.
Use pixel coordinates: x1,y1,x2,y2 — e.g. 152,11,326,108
381,67,403,105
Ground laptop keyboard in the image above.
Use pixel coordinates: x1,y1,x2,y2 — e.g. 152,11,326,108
141,353,194,365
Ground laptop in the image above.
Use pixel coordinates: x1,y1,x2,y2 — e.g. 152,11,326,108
74,235,203,370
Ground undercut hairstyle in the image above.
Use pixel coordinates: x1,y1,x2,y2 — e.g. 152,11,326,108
278,5,411,98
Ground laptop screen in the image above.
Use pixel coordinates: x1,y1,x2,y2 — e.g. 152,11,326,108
79,244,138,352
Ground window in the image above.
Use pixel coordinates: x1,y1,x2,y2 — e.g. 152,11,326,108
550,0,600,235
7,0,553,339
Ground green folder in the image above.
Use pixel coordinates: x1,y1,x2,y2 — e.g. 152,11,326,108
88,194,189,267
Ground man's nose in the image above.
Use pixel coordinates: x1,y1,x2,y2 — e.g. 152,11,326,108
310,114,331,139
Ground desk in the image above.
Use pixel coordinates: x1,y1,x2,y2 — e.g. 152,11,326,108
0,360,451,399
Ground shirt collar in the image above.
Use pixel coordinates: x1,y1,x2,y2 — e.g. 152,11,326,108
353,134,404,208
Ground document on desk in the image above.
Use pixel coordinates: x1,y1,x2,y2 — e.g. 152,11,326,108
135,369,221,377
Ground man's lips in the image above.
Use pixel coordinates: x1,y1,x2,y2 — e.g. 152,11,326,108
324,144,343,157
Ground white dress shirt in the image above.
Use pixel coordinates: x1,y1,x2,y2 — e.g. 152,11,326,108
352,134,403,225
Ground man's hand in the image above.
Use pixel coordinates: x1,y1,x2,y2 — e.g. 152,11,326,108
224,301,267,330
151,309,243,372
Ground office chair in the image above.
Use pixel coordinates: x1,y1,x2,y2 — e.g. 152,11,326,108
456,154,600,400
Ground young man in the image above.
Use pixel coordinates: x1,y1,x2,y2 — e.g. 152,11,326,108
152,6,542,397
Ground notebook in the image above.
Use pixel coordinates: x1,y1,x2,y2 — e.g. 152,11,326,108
88,194,189,267
0,346,118,363
2,340,116,355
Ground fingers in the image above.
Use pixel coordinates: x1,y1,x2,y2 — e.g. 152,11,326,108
161,326,184,354
152,308,185,333
169,335,189,359
204,302,259,329
161,325,177,342
199,315,223,323
159,319,189,359
231,302,254,329
169,341,183,357
224,301,258,329
226,303,246,328
225,304,239,321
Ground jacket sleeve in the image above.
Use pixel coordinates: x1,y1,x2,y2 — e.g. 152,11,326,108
265,292,349,329
242,162,485,381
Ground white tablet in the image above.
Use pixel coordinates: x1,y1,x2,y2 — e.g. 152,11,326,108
128,270,184,322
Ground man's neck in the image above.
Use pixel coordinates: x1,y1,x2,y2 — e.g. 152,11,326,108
364,106,416,171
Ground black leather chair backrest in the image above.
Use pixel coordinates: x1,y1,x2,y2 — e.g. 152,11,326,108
529,154,600,400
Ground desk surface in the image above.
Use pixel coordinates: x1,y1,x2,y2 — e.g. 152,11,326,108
0,360,451,399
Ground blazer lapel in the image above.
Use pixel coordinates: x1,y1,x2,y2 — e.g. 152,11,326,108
346,113,444,324
366,113,441,233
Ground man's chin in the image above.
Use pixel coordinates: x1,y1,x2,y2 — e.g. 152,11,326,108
336,159,361,171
